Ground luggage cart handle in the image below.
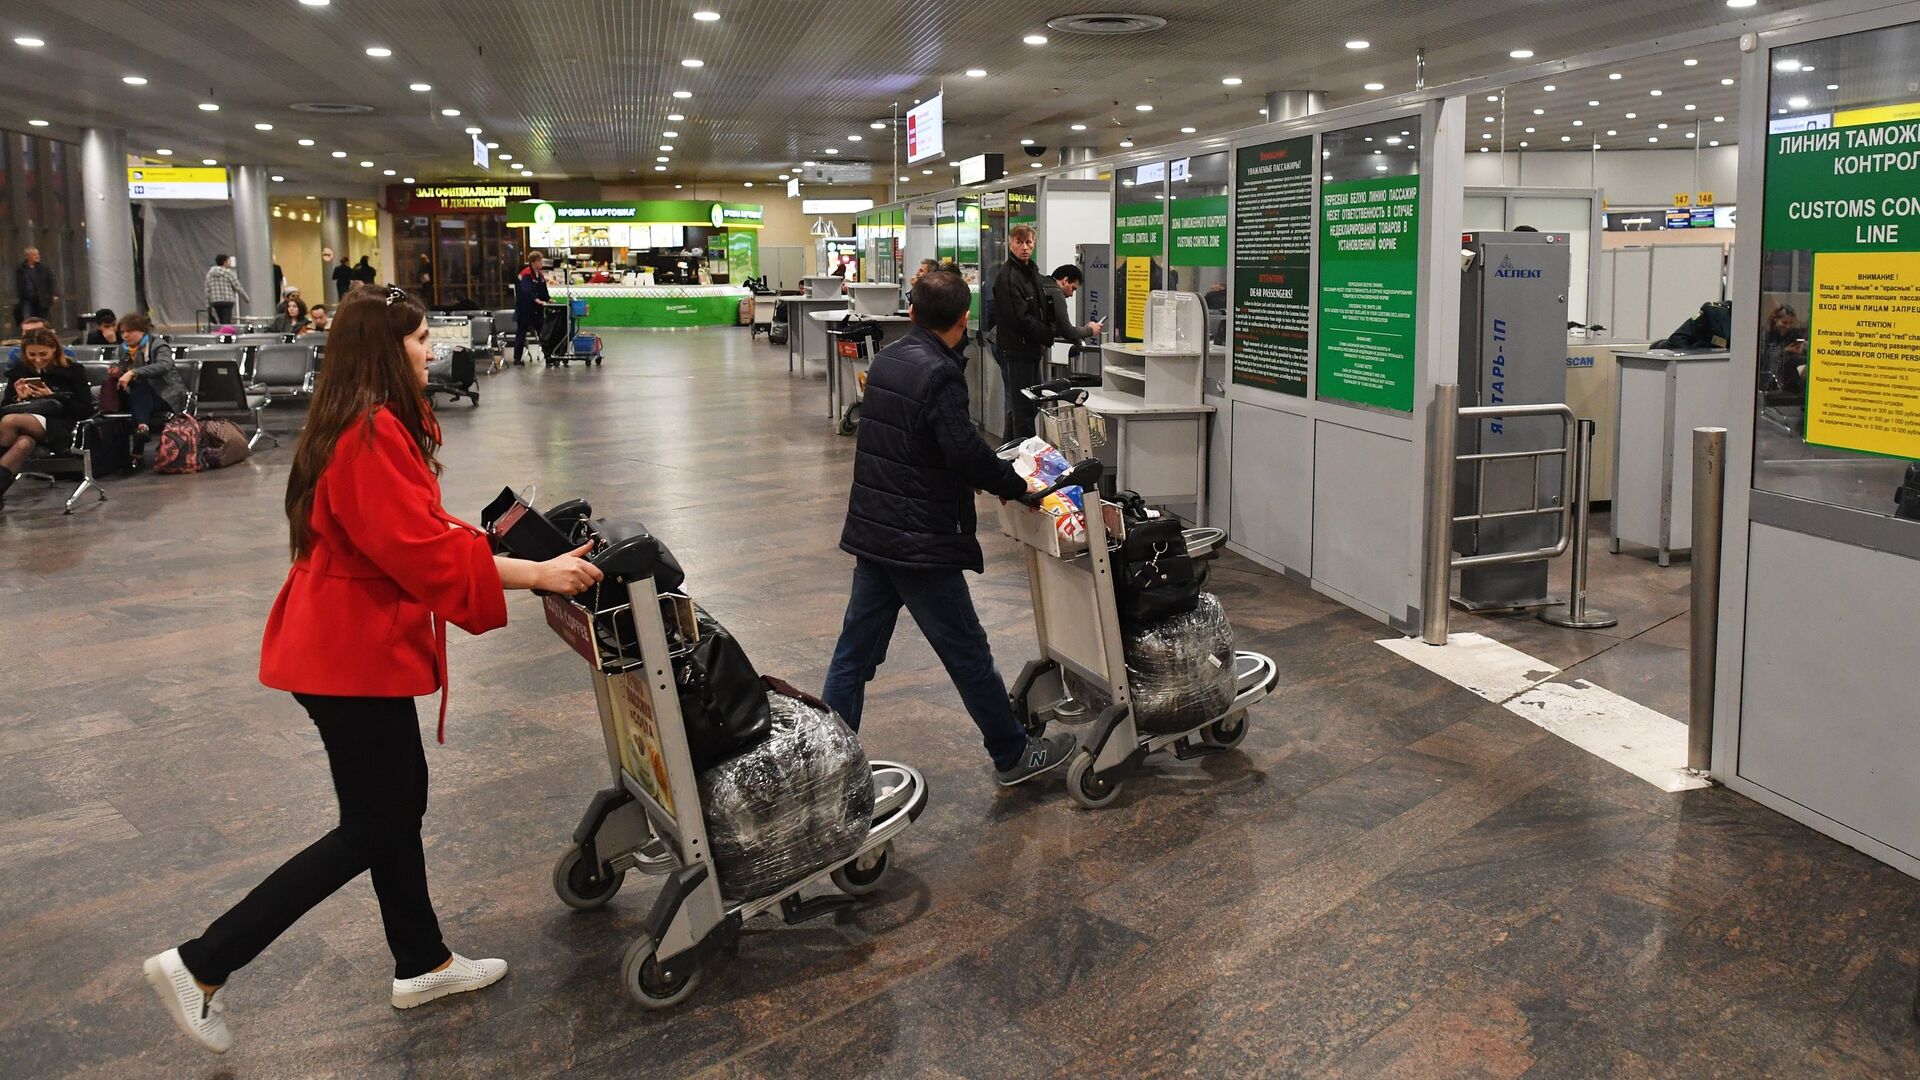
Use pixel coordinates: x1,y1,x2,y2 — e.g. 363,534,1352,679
1021,458,1104,507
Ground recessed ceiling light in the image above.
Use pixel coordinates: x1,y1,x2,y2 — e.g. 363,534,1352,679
1775,59,1802,72
331,150,347,158
27,119,49,127
898,175,908,182
199,102,220,111
441,108,460,116
1487,94,1499,101
1587,100,1599,107
1222,76,1243,86
660,144,674,151
662,131,680,140
365,46,392,58
272,174,285,181
1524,126,1536,133
1375,164,1388,171
1119,139,1134,147
1346,40,1370,50
1135,103,1153,111
1560,135,1571,142
922,168,933,175
1180,126,1196,134
298,138,315,146
1721,78,1736,86
403,176,415,183
1519,141,1528,147
251,122,273,131
672,90,692,99
1572,120,1583,126
655,164,667,171
848,134,862,142
382,168,396,176
803,160,816,166
1777,107,1788,114
1625,111,1637,118
1479,146,1490,153
1684,58,1699,66
1385,135,1402,144
1657,122,1669,129
1826,83,1840,91
300,0,330,6
1788,95,1809,108
1608,72,1622,80
1481,132,1491,139
824,147,839,154
13,36,45,48
1024,34,1048,45
1727,0,1756,7
1259,108,1268,115
743,181,752,187
1532,107,1544,115
123,75,148,85
870,121,886,130
1509,49,1534,59
1364,82,1385,91
1709,140,1720,147
359,160,374,167
1606,129,1617,136
464,126,482,134
1071,123,1087,131
1543,84,1557,92
1686,131,1697,138
656,155,670,162
965,68,986,77
693,10,720,21
1483,116,1495,123
156,148,173,156
1684,103,1697,111
485,141,499,148
1020,138,1035,145
1649,136,1659,142
1030,161,1044,168
777,174,788,180
682,58,704,67
668,113,685,121
410,82,432,92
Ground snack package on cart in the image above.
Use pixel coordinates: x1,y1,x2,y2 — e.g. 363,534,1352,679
1011,437,1087,545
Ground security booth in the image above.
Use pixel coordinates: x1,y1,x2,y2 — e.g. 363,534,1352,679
1712,1,1920,877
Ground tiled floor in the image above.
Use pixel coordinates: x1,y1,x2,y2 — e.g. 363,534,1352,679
1,327,1914,1078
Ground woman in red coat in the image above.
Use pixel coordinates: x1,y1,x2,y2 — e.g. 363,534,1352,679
145,284,602,1055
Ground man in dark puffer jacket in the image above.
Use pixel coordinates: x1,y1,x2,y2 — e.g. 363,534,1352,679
824,270,1077,787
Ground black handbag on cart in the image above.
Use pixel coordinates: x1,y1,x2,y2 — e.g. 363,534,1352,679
1108,491,1200,627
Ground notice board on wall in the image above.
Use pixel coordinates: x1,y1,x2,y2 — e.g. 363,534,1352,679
1317,174,1421,412
1231,136,1314,394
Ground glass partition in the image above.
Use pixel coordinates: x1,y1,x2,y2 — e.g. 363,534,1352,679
1753,20,1920,520
1114,162,1169,343
1168,152,1230,383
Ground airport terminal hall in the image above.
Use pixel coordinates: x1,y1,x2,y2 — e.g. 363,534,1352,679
8,0,1920,1076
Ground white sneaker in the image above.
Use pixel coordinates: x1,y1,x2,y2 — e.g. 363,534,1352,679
142,948,231,1055
389,952,508,1009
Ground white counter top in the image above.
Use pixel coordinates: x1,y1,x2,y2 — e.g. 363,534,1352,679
545,284,750,298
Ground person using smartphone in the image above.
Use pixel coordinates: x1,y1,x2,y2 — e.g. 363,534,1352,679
0,327,95,509
143,284,604,1055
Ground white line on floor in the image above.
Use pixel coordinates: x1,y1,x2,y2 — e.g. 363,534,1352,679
1378,632,1710,793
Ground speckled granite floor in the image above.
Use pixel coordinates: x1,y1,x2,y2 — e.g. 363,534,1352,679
1,327,1913,1079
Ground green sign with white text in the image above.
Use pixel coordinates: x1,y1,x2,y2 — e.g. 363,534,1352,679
1114,201,1166,257
1764,120,1920,250
1168,195,1229,267
1317,173,1421,412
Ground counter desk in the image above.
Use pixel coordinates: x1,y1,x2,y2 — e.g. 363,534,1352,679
550,285,751,329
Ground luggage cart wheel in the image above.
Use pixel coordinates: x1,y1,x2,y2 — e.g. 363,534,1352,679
830,842,891,896
1066,752,1121,810
1204,711,1250,751
622,937,702,1010
552,844,625,911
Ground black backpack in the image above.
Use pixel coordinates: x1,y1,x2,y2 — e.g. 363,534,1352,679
1112,515,1200,627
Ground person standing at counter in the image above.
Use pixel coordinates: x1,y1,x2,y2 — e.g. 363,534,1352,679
990,224,1055,439
1042,264,1103,348
511,251,551,367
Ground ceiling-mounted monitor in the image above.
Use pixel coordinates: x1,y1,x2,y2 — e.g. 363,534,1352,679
128,166,228,200
907,93,944,164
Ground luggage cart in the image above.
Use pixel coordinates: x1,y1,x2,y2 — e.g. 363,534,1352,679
539,298,603,368
827,318,883,435
486,492,927,1008
1001,393,1279,810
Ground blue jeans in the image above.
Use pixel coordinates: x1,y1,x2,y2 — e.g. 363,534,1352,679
822,558,1029,771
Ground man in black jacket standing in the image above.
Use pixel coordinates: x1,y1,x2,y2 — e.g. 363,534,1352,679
823,269,1076,787
990,224,1055,440
14,247,56,326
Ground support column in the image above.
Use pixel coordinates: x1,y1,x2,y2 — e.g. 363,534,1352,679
229,165,274,316
80,127,136,316
320,197,349,302
1265,91,1328,122
1058,146,1099,179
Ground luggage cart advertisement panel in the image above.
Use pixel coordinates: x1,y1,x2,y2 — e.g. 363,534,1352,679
612,668,677,820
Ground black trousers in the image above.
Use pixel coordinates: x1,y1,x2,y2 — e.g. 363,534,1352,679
208,301,236,328
512,310,533,363
998,354,1042,441
179,695,450,984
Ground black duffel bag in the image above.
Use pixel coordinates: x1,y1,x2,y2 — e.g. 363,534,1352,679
677,605,773,772
1113,516,1200,627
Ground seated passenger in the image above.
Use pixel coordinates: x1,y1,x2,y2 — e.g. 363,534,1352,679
0,328,96,509
85,309,120,346
270,296,310,336
301,304,330,335
6,317,74,364
105,314,188,456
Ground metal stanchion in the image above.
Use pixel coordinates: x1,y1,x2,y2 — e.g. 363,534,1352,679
1420,383,1459,645
1688,427,1727,775
1540,418,1617,629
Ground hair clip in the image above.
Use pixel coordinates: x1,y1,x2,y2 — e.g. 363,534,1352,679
384,284,408,306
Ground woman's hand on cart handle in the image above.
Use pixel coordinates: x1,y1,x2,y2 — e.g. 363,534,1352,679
494,543,605,595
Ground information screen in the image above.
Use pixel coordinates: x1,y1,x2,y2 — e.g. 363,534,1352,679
907,94,944,164
127,166,229,200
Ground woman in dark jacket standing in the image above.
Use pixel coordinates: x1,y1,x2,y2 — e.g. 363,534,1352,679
0,328,94,508
144,285,603,1056
511,250,551,366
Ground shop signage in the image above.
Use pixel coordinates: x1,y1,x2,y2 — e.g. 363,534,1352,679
1114,201,1165,257
1766,116,1920,459
907,93,944,164
1231,136,1314,394
390,182,539,214
505,200,764,228
1317,172,1422,412
1168,194,1228,267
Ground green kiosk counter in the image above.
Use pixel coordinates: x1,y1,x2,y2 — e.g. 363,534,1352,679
505,198,763,329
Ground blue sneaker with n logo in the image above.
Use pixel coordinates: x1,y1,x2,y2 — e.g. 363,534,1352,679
995,732,1076,787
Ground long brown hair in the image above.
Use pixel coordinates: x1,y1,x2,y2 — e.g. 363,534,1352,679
285,284,440,559
17,327,69,367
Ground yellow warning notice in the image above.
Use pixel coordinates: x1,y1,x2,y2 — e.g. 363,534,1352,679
1806,250,1920,459
1125,256,1150,340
